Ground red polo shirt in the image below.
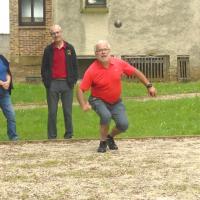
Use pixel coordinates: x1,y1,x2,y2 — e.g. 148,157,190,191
80,57,136,104
51,43,67,79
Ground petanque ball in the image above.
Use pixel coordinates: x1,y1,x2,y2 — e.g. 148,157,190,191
114,20,122,28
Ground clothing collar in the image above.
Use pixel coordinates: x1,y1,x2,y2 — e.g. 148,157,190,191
52,41,67,49
96,56,114,68
110,57,114,65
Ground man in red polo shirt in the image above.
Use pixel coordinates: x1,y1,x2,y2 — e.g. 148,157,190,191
41,24,78,139
77,40,156,153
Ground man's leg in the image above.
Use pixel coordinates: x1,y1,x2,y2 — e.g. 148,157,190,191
46,81,59,139
111,101,129,135
0,92,18,140
89,97,112,152
107,101,129,150
109,127,121,138
61,81,73,139
97,124,110,153
100,124,109,141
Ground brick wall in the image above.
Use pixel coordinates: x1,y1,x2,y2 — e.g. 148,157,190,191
10,0,53,81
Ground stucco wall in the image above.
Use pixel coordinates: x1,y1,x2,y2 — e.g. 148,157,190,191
108,0,200,80
0,34,9,58
53,0,109,54
48,0,200,80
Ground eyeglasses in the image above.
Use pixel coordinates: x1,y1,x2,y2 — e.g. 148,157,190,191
50,31,60,36
96,48,110,53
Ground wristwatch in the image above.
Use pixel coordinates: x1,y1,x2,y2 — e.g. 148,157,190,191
146,83,153,89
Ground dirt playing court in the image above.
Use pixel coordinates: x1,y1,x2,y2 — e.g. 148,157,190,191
0,137,199,200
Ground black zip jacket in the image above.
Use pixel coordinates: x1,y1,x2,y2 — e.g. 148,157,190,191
41,41,78,88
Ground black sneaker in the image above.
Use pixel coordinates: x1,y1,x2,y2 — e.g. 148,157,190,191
97,141,107,153
107,135,118,150
10,136,19,141
64,133,73,139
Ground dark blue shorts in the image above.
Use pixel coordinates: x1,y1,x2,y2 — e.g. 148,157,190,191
88,96,129,132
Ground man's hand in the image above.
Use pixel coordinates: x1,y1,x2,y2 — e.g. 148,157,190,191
1,80,10,90
82,102,91,112
147,86,156,97
0,74,11,90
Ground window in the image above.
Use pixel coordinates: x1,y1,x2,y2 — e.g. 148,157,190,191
19,0,45,26
81,0,108,13
177,55,190,81
86,0,106,7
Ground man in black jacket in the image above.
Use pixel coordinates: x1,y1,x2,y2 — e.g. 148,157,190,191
41,24,78,139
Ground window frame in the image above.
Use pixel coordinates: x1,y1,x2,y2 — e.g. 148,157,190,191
18,0,45,26
85,0,107,8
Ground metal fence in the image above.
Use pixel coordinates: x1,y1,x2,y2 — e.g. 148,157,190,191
177,55,190,81
121,55,170,81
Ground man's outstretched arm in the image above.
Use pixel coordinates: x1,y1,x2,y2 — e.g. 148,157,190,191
133,69,156,97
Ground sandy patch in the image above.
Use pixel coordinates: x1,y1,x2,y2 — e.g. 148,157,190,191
0,138,199,200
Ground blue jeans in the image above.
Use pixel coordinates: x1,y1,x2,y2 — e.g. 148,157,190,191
0,91,18,140
89,96,129,132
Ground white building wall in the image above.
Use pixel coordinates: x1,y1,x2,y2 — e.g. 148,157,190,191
53,0,200,80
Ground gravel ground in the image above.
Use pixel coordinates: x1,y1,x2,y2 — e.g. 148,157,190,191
0,138,199,200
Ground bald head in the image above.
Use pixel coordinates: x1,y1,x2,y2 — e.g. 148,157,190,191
49,24,63,44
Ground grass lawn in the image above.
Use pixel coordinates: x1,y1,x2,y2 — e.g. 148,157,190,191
12,83,46,104
11,80,200,104
0,81,200,140
0,97,200,140
122,80,200,97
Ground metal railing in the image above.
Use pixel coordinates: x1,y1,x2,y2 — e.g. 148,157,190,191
121,55,170,81
177,55,190,81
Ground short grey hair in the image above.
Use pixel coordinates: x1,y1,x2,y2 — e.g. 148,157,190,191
94,40,111,52
49,24,62,33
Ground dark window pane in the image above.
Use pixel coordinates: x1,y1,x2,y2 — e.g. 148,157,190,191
87,0,106,5
33,0,44,22
19,0,45,25
21,0,32,22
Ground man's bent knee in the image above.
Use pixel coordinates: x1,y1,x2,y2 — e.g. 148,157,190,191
116,121,129,132
100,113,112,125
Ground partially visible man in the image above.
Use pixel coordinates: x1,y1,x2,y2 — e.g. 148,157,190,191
41,24,78,139
77,40,156,153
0,54,19,141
